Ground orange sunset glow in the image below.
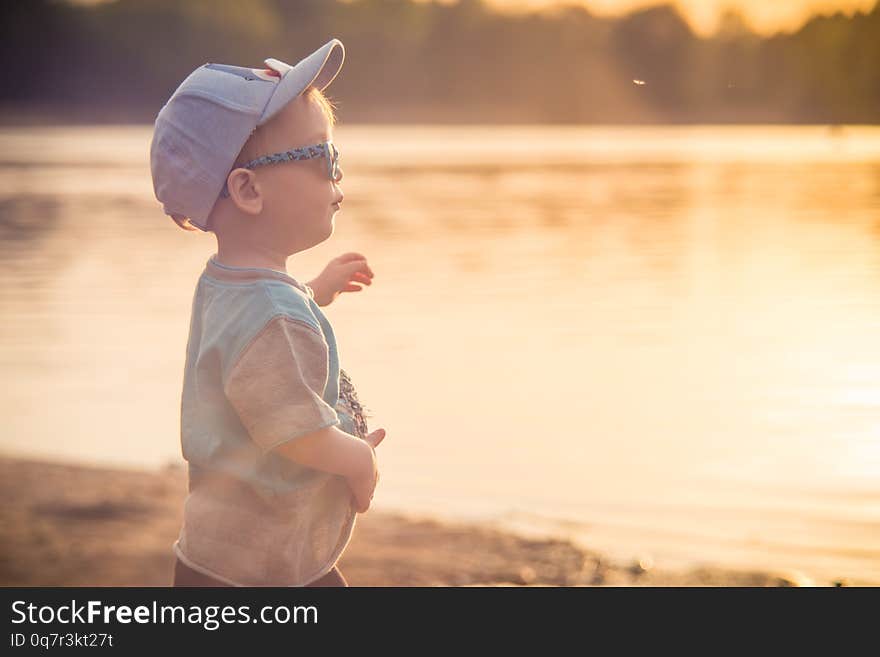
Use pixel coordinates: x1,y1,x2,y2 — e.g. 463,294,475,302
412,0,878,35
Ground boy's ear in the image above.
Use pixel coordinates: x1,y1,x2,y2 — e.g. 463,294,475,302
225,168,263,215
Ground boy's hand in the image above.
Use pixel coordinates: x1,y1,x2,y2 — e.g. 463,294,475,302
347,428,386,513
308,253,374,307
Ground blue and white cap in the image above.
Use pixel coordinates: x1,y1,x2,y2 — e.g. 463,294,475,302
150,38,345,231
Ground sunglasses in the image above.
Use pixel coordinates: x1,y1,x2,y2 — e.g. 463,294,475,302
220,140,341,198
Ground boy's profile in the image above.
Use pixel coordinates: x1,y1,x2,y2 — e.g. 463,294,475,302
149,38,386,587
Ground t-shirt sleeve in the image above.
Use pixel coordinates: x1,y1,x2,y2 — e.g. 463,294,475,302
223,315,340,453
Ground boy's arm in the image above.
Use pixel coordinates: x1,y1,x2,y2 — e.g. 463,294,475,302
224,315,361,472
224,314,383,511
276,423,383,514
272,423,373,480
307,252,374,307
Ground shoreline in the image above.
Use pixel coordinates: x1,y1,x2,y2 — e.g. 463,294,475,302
0,455,844,587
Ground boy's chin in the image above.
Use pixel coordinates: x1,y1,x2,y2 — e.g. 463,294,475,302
306,221,335,249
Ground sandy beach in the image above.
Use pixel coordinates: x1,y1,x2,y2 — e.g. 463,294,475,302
0,455,835,587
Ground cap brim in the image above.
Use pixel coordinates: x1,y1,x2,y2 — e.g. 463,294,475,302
258,38,344,125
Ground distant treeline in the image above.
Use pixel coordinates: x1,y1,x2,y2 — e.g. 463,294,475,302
1,0,878,124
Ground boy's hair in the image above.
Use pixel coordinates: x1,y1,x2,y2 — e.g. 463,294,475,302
171,85,338,232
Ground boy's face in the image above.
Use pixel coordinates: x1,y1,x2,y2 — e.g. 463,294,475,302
229,93,343,253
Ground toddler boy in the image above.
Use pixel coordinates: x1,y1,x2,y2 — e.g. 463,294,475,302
149,38,386,587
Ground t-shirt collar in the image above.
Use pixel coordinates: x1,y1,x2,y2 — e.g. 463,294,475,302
204,254,311,296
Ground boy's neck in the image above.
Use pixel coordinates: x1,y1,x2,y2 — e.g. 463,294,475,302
215,245,290,273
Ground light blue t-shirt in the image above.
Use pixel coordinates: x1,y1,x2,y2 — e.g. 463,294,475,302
173,254,362,586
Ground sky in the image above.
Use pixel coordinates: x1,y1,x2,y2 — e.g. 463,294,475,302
429,0,879,36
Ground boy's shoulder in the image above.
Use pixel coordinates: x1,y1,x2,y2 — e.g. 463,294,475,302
192,276,334,381
195,268,330,377
202,273,321,331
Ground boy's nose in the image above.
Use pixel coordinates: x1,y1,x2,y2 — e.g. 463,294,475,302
334,165,344,183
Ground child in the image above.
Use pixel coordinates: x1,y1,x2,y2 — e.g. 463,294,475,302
149,38,386,587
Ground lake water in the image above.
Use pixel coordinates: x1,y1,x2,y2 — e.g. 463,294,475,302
1,124,879,585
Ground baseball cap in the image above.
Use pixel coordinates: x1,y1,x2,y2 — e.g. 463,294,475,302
150,38,345,231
